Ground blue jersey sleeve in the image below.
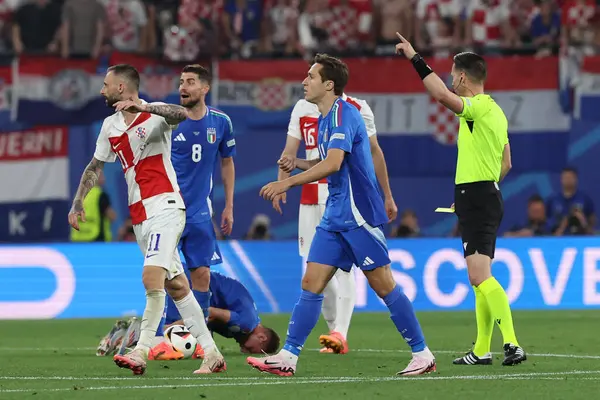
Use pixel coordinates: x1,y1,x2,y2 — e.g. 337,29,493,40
218,116,236,158
327,103,356,154
227,310,256,333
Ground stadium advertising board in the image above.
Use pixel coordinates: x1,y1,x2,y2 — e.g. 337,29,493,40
1,237,600,319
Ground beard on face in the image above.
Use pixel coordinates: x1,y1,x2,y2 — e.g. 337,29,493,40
180,95,200,109
104,94,120,107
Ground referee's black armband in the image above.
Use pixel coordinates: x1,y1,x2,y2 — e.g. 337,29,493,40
411,53,433,80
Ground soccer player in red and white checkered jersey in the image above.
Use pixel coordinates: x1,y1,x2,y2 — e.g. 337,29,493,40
68,64,225,376
272,94,397,355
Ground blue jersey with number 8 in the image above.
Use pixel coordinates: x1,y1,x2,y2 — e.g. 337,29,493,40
171,107,235,224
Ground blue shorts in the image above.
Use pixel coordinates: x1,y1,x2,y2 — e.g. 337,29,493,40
179,219,222,269
307,224,390,271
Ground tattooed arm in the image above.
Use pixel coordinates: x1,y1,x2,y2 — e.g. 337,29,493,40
68,157,105,230
144,103,189,125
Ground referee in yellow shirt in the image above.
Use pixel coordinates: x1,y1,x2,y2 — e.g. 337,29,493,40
395,33,526,367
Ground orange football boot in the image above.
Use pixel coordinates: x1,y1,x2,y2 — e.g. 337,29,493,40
318,331,349,354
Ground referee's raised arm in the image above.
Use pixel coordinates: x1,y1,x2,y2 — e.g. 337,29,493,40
394,33,465,115
395,32,527,367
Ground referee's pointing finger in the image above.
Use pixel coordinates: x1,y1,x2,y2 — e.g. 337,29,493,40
395,32,406,42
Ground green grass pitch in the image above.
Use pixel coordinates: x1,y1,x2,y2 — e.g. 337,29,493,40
1,310,599,399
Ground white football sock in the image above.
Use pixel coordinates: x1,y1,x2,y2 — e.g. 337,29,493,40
333,268,356,338
136,289,166,354
321,274,338,332
174,291,216,353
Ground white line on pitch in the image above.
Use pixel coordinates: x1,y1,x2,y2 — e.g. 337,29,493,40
1,370,599,392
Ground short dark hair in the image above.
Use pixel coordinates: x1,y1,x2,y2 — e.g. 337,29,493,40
107,64,140,90
528,194,544,204
182,64,212,84
262,326,280,354
453,52,487,83
562,166,578,176
313,53,348,96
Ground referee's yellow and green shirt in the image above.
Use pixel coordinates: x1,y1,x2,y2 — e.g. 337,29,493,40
454,94,508,185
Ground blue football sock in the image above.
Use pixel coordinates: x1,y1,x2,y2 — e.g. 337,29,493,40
156,303,167,337
383,285,426,352
282,290,324,356
195,290,211,321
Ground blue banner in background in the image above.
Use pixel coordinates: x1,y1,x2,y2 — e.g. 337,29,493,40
2,237,600,319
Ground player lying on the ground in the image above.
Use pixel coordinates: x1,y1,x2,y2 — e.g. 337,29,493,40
98,270,280,359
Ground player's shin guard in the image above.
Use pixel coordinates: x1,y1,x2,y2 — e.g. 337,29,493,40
478,277,520,347
383,285,426,352
321,275,338,332
473,285,494,357
282,290,324,356
136,289,167,354
174,291,216,353
333,268,355,338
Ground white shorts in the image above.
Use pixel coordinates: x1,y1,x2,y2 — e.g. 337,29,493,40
298,204,326,257
133,208,186,280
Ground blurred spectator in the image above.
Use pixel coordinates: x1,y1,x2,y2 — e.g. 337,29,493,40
12,0,62,55
101,0,148,53
561,0,596,54
322,0,359,54
143,0,179,53
61,0,106,58
0,0,19,53
547,167,596,235
297,0,330,59
245,214,272,240
504,194,551,237
431,18,454,58
163,0,223,61
117,217,136,242
530,0,561,57
415,0,460,55
349,0,374,48
70,170,116,242
464,0,516,54
222,0,263,58
392,209,420,238
509,0,537,47
262,0,299,57
375,0,413,55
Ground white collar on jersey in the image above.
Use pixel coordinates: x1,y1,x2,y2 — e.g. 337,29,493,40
341,93,348,101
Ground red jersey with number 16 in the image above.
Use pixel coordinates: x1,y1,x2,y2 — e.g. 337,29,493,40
93,100,185,225
286,94,377,205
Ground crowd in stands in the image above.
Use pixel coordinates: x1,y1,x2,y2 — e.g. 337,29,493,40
0,0,598,61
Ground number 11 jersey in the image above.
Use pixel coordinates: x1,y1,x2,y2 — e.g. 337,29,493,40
171,107,236,224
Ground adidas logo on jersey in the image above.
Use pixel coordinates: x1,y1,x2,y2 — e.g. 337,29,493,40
362,257,374,266
211,252,221,261
174,133,186,141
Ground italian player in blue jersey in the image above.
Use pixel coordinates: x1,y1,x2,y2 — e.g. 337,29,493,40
157,64,236,370
249,54,436,377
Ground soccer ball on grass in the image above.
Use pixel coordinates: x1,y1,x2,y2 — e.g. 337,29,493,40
164,325,198,359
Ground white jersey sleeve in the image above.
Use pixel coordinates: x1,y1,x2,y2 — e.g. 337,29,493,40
358,100,377,137
93,119,117,163
287,100,304,140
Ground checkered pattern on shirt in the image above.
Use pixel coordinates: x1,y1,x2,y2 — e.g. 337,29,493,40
324,3,358,51
466,0,509,46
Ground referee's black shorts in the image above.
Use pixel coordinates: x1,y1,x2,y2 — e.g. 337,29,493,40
454,181,503,259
